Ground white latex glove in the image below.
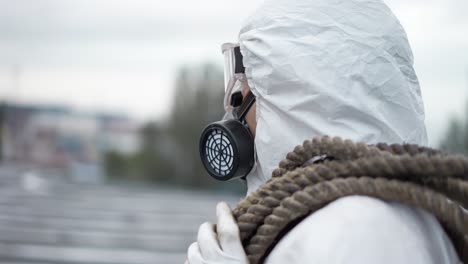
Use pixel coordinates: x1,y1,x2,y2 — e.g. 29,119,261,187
186,202,249,264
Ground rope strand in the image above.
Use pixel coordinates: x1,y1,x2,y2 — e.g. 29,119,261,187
232,136,468,263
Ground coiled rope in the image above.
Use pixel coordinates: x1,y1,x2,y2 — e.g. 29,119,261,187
232,136,468,263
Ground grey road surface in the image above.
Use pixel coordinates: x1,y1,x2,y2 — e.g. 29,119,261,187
0,165,242,264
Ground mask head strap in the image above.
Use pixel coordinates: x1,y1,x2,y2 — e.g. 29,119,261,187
236,91,255,121
234,47,245,74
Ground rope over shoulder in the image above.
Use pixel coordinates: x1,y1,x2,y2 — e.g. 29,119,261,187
232,136,468,264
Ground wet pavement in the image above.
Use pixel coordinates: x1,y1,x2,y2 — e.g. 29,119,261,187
0,165,241,264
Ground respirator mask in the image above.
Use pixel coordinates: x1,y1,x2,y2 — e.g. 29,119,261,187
199,43,256,181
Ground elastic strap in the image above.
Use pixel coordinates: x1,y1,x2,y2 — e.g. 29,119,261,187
234,47,245,74
237,91,256,121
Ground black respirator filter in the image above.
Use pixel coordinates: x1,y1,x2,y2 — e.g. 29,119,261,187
199,119,255,181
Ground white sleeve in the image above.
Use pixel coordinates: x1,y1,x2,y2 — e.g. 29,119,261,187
265,196,460,264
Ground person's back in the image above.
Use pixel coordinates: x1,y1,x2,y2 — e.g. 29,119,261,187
266,196,459,263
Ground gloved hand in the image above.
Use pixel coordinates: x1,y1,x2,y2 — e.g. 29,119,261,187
185,202,248,264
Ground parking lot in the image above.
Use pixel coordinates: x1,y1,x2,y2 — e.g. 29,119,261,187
0,165,240,264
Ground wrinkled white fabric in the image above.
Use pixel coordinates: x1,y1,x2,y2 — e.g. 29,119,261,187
228,0,460,263
266,196,460,264
239,0,428,193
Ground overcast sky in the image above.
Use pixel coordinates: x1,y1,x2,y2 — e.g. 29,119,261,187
0,0,466,146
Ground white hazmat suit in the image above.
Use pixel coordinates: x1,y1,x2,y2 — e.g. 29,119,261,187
240,0,429,192
186,0,460,262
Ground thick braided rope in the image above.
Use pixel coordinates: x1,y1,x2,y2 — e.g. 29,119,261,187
234,137,441,217
233,137,461,217
235,164,468,262
232,137,468,263
244,177,468,263
272,136,445,178
234,154,468,234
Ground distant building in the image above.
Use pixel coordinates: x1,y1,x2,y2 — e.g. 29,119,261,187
0,103,140,182
97,114,141,156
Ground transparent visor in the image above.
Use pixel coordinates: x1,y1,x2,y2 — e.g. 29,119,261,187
222,43,248,113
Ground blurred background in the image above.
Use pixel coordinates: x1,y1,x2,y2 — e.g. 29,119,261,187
0,0,466,263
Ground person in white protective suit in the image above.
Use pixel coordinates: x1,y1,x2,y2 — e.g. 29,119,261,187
186,0,461,263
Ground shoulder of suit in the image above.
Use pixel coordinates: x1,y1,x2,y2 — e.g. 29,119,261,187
265,196,459,264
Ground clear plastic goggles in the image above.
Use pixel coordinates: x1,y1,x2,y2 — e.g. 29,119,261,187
222,43,248,112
